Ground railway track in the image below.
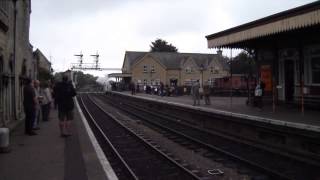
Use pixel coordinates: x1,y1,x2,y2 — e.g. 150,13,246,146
99,93,320,180
78,94,202,180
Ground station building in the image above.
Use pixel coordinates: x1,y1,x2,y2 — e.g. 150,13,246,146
116,51,229,88
33,48,52,79
0,0,34,127
206,1,320,108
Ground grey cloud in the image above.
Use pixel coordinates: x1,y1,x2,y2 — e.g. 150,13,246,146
32,0,137,20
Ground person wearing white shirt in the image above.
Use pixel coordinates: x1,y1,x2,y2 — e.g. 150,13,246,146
40,82,53,122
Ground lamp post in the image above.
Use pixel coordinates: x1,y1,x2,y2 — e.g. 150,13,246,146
200,64,204,88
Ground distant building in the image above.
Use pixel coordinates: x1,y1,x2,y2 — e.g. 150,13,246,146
0,0,33,126
206,1,320,108
33,48,52,78
116,51,229,88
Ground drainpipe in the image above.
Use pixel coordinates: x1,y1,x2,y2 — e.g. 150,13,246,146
12,0,17,120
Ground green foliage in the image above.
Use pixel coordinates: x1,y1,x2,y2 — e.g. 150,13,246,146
150,39,178,52
230,51,257,75
53,71,103,91
74,71,97,87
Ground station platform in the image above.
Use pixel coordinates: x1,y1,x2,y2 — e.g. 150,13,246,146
118,91,320,132
0,100,113,180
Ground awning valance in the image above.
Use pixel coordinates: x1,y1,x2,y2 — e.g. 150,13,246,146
206,2,320,48
108,73,132,78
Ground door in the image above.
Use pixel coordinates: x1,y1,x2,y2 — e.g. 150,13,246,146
284,60,294,102
170,79,177,86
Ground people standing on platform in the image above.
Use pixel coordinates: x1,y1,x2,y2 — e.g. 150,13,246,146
154,86,159,95
130,81,136,95
255,79,265,111
160,82,164,97
203,82,211,105
33,80,41,130
40,82,53,122
191,80,200,106
55,75,77,137
23,78,37,136
165,85,170,96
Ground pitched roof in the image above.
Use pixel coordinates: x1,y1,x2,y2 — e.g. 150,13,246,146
124,51,228,70
33,49,50,64
124,51,147,66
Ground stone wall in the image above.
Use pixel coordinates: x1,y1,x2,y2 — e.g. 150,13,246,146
0,0,33,127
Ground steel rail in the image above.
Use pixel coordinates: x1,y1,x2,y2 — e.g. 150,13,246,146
81,94,202,180
87,95,203,180
79,95,139,180
100,94,298,180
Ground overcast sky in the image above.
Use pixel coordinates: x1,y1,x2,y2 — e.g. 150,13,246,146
30,0,315,77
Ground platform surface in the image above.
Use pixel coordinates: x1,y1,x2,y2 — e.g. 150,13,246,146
116,91,320,132
0,105,109,180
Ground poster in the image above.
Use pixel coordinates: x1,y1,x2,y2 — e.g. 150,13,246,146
260,65,272,92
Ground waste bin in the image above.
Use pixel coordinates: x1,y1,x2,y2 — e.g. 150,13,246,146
0,127,10,153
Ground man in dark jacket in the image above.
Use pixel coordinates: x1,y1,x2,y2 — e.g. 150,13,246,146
23,78,37,135
55,75,76,137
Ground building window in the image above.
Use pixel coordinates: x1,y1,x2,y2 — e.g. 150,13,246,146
143,65,147,73
151,65,155,73
208,78,216,86
210,66,219,74
155,79,160,85
185,67,192,73
311,57,320,84
143,79,147,85
0,0,9,15
210,67,214,74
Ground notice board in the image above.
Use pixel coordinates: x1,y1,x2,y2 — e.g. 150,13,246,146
260,65,272,92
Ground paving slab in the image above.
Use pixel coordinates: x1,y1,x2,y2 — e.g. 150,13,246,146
115,91,320,132
0,104,110,180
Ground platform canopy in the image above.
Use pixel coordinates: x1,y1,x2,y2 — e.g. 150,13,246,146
206,1,320,49
108,73,132,78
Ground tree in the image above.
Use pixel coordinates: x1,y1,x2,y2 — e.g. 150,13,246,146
73,71,103,91
150,39,178,52
38,67,53,83
230,51,256,74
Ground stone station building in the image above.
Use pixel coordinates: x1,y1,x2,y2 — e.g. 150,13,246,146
0,0,35,127
206,1,320,109
112,51,229,90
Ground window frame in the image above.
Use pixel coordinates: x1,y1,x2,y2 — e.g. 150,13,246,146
0,0,9,16
151,65,155,73
143,65,148,73
185,67,192,74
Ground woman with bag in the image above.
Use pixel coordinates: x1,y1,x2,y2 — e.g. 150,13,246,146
254,80,264,111
40,82,52,122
